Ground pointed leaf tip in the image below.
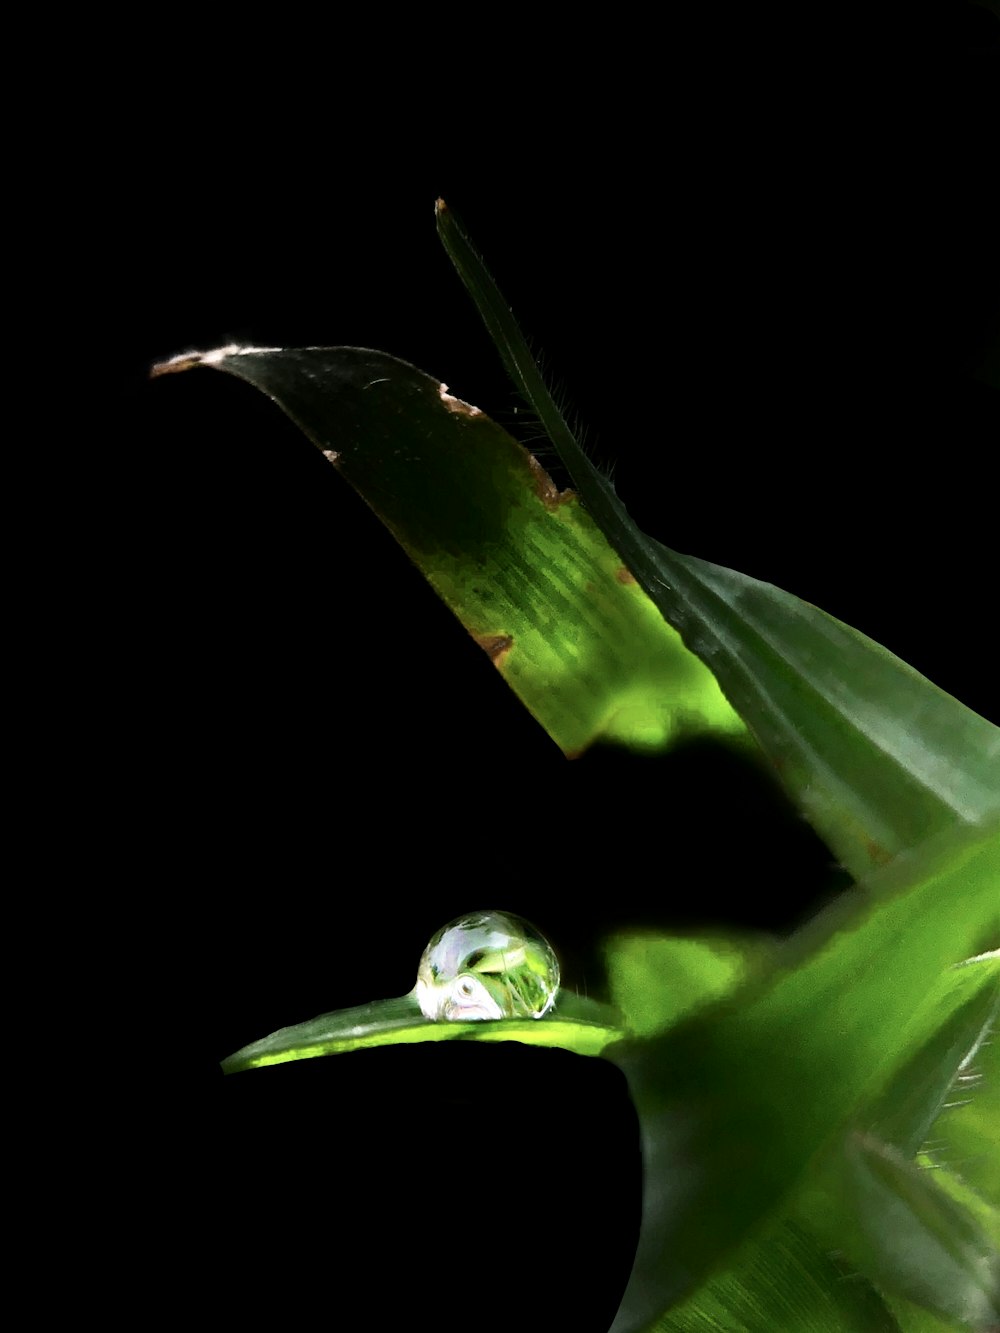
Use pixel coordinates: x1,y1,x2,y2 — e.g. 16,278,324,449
149,344,282,379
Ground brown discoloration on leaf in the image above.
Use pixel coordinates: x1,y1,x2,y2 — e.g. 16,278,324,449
527,454,574,511
438,383,483,417
616,565,638,585
475,634,514,669
150,344,282,378
866,837,892,866
150,351,208,378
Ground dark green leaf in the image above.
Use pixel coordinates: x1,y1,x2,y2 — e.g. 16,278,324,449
437,201,1000,880
153,346,743,759
656,1217,901,1333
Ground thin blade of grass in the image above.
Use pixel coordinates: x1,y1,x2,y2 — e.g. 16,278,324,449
436,200,1000,879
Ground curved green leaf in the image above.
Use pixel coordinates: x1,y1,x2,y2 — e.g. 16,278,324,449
790,963,997,1331
606,817,999,1333
221,990,622,1072
931,1007,1000,1210
153,345,744,760
865,952,999,1159
657,1217,901,1333
842,1134,999,1330
436,200,1000,880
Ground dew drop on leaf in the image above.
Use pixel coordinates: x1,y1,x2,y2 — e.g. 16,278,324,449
414,911,560,1022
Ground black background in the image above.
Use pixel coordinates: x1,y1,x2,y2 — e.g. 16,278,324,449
113,5,998,1329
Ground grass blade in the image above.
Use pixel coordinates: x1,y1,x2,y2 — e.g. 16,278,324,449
436,201,1000,879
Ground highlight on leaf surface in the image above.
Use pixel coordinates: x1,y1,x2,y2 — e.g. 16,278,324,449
221,991,622,1072
606,817,999,1333
152,343,745,760
435,199,1000,881
221,910,622,1072
161,203,999,1333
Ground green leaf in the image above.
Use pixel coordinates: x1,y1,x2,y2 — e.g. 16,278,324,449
931,998,1000,1208
883,1296,969,1333
656,1217,901,1332
221,991,622,1072
788,958,997,1331
152,346,744,760
605,817,999,1333
436,200,1000,880
841,1134,999,1330
865,951,999,1159
788,958,998,1330
604,932,771,1039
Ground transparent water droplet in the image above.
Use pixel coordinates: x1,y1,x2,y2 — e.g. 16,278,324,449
414,910,560,1022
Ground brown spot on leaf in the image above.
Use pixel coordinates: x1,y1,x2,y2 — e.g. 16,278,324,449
865,838,892,866
615,566,637,585
475,634,514,669
438,383,483,417
528,454,575,511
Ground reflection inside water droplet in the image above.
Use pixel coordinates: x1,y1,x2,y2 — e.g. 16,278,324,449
414,911,560,1022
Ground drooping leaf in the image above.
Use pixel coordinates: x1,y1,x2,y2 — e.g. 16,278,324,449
604,816,999,1333
152,345,744,760
656,1216,901,1332
221,990,622,1072
436,200,1000,880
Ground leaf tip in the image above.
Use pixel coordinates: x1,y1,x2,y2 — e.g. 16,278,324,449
150,344,237,379
149,344,283,380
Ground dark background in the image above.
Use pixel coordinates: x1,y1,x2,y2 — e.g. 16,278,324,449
115,5,998,1329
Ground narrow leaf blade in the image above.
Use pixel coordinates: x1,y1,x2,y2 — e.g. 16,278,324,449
154,345,744,759
606,817,999,1332
436,201,1000,878
221,991,622,1072
657,1217,902,1333
842,1134,1000,1330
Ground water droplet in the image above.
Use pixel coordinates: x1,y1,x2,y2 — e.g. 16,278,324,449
414,910,560,1022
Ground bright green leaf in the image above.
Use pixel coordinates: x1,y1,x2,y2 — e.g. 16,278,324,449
930,996,1000,1209
883,1295,969,1333
606,817,999,1333
656,1217,901,1333
604,932,770,1039
436,200,1000,880
152,346,744,760
221,990,622,1072
866,952,999,1159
